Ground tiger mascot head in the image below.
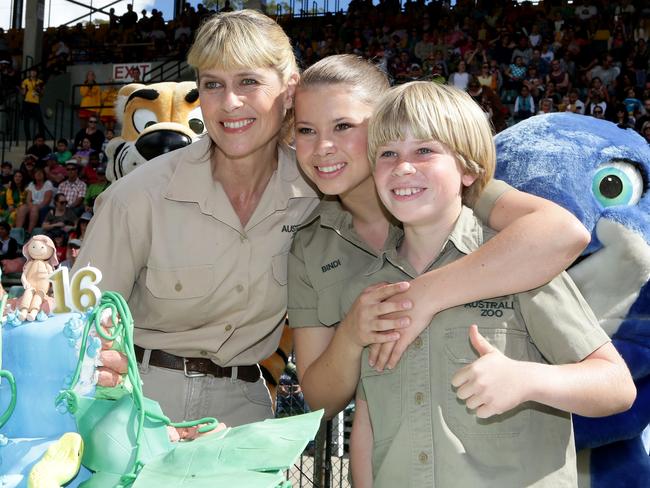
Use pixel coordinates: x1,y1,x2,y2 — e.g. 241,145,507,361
107,82,293,408
106,81,205,181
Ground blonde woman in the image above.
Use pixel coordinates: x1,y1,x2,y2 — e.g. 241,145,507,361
76,10,318,427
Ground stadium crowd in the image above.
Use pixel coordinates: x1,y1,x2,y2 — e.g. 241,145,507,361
0,0,648,282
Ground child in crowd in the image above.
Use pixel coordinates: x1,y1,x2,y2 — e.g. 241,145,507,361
346,81,635,487
54,138,72,165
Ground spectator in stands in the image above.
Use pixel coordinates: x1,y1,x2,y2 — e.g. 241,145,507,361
73,116,104,152
60,238,81,269
54,138,72,165
589,76,609,103
538,97,554,115
72,137,95,167
0,162,12,186
624,87,643,119
545,81,563,106
586,88,608,116
44,153,67,185
0,222,20,261
59,162,87,217
546,59,571,96
42,192,77,236
84,165,109,212
615,104,634,129
467,77,507,133
19,155,37,183
27,134,52,163
504,56,527,92
477,62,498,92
5,171,27,226
589,54,620,94
592,105,606,120
68,211,91,242
448,60,470,91
514,85,536,121
523,65,544,100
99,81,119,132
21,68,46,141
81,152,101,184
120,4,138,31
15,167,54,234
78,70,101,129
567,89,586,114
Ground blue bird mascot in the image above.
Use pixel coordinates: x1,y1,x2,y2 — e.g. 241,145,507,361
495,113,650,488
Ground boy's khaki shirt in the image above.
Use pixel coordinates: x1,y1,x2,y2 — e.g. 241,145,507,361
75,135,319,366
342,207,610,487
288,179,511,328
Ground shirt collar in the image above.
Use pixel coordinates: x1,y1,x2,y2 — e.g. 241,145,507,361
163,136,318,217
367,206,488,277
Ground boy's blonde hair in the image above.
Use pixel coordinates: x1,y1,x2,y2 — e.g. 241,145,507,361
187,10,298,84
368,81,495,206
298,55,390,106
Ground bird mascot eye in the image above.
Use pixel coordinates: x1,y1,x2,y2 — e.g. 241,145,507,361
591,161,644,207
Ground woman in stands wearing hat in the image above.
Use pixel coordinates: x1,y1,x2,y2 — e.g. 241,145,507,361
77,12,589,431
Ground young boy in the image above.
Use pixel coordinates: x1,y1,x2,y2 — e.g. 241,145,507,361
344,82,635,487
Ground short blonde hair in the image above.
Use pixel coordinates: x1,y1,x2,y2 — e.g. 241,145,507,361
187,10,298,84
187,10,298,144
298,55,390,106
368,81,495,206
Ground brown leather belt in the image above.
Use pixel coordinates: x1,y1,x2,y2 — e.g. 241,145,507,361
134,345,260,383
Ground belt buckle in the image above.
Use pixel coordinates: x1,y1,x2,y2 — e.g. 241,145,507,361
183,358,207,378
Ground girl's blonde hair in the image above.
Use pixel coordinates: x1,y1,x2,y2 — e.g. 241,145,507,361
298,54,390,106
187,10,297,83
368,81,495,206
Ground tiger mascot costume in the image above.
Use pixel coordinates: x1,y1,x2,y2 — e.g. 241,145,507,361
106,81,293,408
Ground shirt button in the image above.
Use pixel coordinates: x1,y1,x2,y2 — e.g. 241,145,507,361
418,451,429,464
174,282,182,292
414,336,422,348
200,350,208,356
415,392,424,405
240,234,248,242
235,284,244,293
225,324,232,331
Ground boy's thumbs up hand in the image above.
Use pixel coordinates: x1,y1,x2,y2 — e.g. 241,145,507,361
451,325,528,419
469,324,494,356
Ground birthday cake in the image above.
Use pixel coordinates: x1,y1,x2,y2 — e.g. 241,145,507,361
0,237,322,487
0,311,94,487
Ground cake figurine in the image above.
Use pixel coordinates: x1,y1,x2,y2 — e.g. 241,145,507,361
18,236,58,322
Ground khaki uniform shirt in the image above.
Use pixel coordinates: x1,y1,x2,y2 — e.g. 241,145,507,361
342,207,610,488
288,179,511,328
75,135,319,366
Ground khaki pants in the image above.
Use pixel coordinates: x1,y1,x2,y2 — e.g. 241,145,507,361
138,356,273,427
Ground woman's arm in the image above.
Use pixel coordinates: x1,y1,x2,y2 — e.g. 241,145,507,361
373,188,590,370
295,282,410,419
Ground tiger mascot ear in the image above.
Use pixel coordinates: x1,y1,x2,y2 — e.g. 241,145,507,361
105,81,204,181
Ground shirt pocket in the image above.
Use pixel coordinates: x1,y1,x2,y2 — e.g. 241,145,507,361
271,251,288,286
361,360,402,444
145,264,215,300
316,282,344,326
443,326,531,442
